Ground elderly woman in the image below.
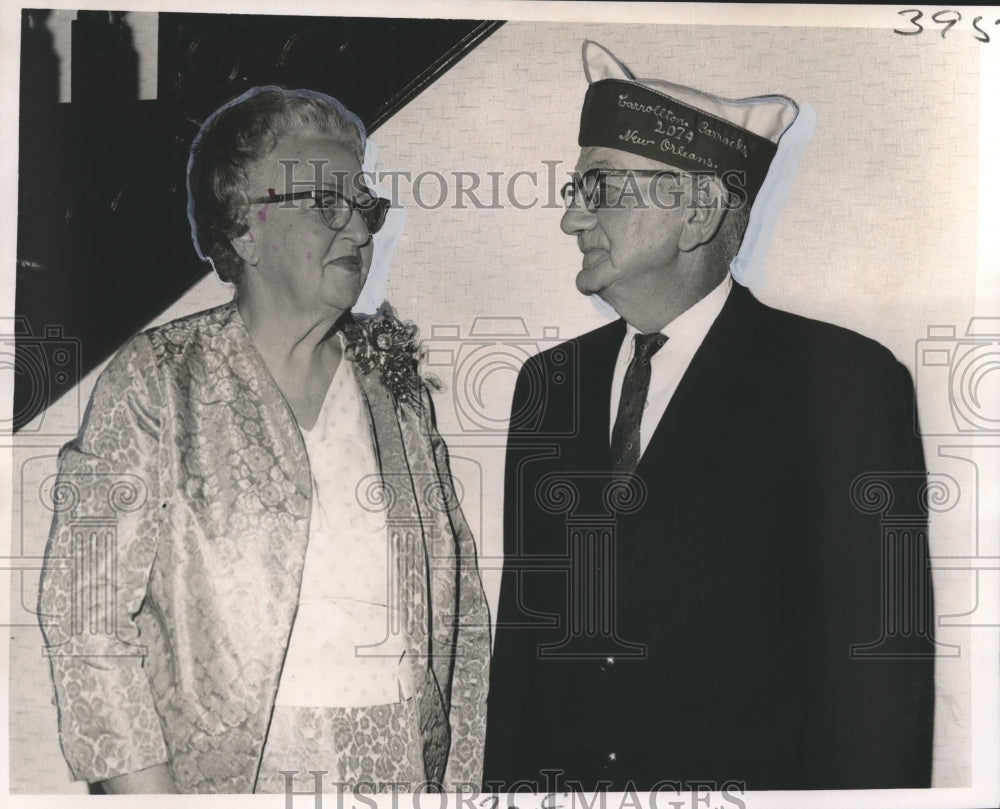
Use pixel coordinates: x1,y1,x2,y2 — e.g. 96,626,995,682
38,87,490,794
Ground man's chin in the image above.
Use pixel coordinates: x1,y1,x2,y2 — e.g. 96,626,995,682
575,268,605,297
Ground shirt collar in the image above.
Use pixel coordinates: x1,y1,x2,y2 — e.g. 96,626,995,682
625,273,733,355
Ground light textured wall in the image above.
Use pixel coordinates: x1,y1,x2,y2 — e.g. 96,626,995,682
9,18,985,794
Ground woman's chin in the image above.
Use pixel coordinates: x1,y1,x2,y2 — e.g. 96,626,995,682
321,272,365,307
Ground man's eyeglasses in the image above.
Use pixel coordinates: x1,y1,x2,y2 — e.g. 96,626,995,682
560,169,682,212
250,188,390,233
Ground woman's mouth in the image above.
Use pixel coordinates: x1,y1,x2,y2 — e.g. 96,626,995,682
330,255,362,270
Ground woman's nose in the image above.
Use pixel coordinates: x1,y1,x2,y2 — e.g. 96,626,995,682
342,207,371,242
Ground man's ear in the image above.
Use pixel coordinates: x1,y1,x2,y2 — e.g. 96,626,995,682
230,220,260,267
678,176,728,252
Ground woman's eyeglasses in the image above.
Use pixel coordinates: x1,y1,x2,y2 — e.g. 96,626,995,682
251,188,391,233
560,168,681,212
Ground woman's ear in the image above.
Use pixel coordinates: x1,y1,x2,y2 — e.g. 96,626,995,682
229,220,260,268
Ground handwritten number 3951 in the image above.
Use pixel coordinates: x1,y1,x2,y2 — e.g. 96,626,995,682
895,9,994,43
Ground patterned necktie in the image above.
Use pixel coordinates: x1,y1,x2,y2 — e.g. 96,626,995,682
611,332,668,473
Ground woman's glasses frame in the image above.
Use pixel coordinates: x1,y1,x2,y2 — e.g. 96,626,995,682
250,188,390,233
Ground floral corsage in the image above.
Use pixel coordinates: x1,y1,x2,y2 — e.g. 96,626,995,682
342,302,440,415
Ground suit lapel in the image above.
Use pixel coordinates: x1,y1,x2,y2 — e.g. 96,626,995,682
636,284,759,475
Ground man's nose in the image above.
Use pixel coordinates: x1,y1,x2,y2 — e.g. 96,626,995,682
560,203,597,236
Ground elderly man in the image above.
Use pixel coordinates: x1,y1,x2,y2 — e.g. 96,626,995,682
483,42,935,792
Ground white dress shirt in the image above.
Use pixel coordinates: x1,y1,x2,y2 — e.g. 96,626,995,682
609,274,732,456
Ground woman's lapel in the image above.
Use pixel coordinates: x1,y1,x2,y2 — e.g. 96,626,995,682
352,362,450,781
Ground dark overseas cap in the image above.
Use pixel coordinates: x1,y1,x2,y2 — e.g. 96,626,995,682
577,40,799,201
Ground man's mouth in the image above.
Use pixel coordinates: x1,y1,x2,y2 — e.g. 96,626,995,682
581,248,606,270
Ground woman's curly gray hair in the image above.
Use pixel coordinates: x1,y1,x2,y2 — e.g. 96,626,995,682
186,86,366,283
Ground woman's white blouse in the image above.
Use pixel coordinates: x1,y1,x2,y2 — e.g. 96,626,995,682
273,354,405,708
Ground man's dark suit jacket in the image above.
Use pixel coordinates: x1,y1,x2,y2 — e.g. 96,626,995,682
483,284,935,792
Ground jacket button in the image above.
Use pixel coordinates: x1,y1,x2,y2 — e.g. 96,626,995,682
604,751,618,770
600,656,615,671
